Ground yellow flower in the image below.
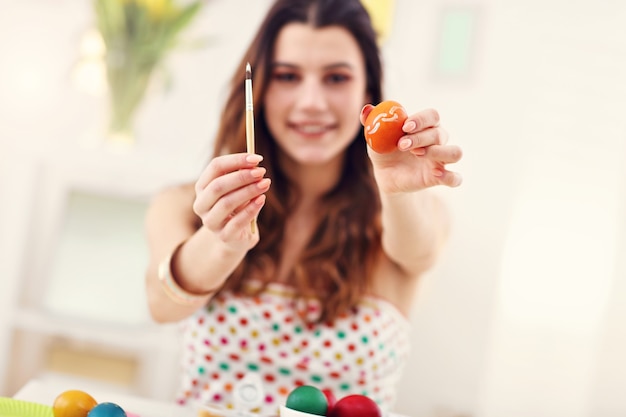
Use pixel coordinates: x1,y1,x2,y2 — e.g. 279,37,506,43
135,0,173,19
361,0,396,43
93,0,203,143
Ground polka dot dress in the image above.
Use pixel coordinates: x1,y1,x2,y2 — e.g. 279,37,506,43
175,282,411,416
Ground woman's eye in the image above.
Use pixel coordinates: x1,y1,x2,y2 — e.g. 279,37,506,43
325,73,350,84
273,72,299,82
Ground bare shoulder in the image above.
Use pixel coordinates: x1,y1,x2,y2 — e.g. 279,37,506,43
153,182,194,200
146,182,198,230
149,183,195,210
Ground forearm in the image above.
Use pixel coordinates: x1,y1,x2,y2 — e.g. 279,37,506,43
146,227,248,323
175,226,249,294
379,189,450,275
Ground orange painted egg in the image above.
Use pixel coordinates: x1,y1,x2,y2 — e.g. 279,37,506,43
52,390,98,417
364,100,408,153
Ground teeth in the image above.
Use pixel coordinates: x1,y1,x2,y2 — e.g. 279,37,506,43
298,125,327,134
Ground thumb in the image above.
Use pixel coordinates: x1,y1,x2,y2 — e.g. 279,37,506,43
360,104,375,126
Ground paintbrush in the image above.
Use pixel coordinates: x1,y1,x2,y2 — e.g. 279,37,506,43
245,62,256,233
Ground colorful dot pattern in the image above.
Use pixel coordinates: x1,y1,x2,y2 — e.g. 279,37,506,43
175,282,411,416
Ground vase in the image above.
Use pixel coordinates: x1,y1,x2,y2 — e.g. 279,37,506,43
106,110,136,146
104,69,151,147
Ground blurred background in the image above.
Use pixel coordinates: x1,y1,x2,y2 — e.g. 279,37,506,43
0,0,625,416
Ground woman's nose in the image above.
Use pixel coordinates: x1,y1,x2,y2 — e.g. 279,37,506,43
295,78,328,112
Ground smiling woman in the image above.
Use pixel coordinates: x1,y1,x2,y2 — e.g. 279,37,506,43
144,0,462,414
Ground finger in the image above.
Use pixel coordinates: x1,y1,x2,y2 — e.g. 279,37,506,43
205,178,270,231
403,108,440,133
399,126,449,151
432,168,463,188
196,153,264,192
360,104,375,125
204,178,271,231
221,199,250,223
194,166,267,215
222,194,267,233
412,144,463,164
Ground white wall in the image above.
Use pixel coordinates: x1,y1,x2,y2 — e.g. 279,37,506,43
1,1,625,416
383,0,626,416
471,2,626,416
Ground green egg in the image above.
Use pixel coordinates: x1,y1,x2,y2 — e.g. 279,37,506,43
286,385,328,416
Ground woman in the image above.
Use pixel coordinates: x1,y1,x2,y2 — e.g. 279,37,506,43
145,0,462,414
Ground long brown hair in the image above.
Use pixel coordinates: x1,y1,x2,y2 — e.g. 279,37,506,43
211,0,384,323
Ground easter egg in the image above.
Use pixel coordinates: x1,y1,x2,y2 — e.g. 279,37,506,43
329,394,381,417
364,100,408,154
285,385,328,416
52,390,97,417
87,402,127,417
321,389,337,414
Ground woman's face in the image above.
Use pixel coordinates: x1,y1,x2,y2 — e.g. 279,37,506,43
264,23,368,166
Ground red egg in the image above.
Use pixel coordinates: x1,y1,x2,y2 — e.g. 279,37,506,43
329,395,381,417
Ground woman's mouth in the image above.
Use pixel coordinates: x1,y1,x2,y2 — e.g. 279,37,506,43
290,123,334,136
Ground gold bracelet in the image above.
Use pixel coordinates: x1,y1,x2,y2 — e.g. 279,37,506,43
158,243,213,306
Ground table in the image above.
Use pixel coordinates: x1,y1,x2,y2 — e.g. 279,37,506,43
14,379,411,417
13,379,195,417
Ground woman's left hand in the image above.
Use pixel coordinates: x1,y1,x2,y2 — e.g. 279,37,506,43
360,105,463,193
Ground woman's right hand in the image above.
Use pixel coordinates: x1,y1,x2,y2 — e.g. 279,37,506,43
193,153,271,251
